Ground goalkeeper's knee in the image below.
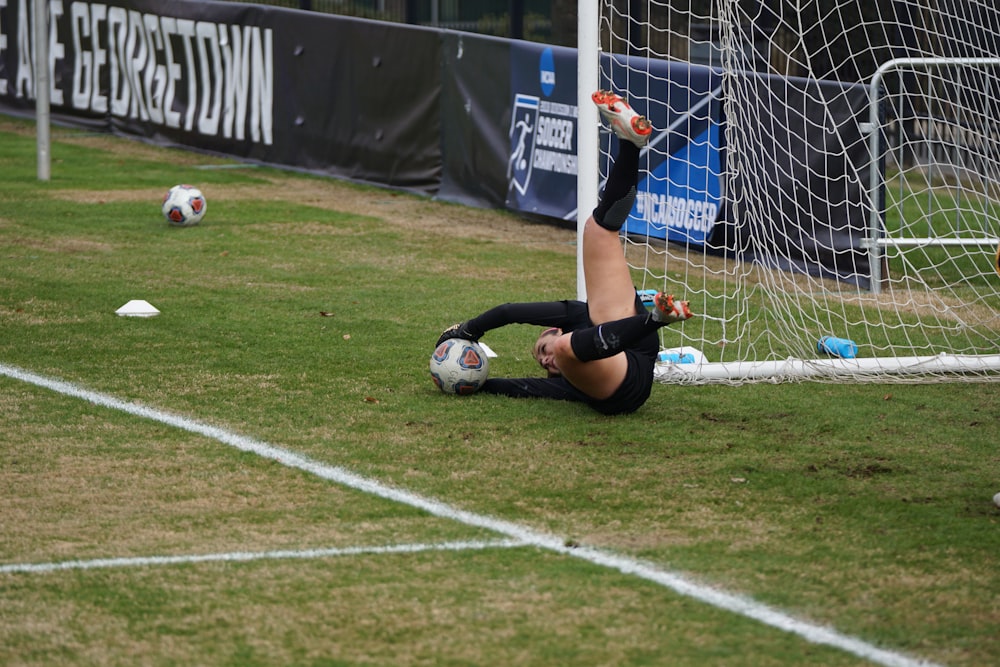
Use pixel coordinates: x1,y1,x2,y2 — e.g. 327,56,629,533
593,186,636,232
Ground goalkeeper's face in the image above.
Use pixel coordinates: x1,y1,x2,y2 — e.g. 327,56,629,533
532,327,563,377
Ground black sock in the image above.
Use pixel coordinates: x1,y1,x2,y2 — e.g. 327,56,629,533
569,312,660,362
592,141,640,232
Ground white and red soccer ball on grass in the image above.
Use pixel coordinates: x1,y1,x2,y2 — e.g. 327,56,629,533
161,184,206,227
430,338,489,395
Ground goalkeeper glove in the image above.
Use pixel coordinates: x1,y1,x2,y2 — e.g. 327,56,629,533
436,321,479,347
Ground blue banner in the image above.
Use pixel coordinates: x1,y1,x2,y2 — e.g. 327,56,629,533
504,46,724,245
627,120,722,245
506,44,579,218
609,59,724,245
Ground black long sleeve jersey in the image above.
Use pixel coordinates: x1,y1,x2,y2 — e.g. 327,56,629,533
466,296,659,415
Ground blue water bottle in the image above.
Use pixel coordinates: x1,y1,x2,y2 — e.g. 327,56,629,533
658,351,695,364
817,336,858,359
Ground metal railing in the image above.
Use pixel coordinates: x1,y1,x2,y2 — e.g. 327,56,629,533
866,57,1000,293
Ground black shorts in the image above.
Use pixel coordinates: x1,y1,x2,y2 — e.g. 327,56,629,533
584,348,656,415
585,294,659,415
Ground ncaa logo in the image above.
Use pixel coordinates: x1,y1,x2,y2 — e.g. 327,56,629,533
539,47,555,96
507,94,539,196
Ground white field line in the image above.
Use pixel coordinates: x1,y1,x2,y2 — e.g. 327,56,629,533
0,363,943,667
0,539,526,575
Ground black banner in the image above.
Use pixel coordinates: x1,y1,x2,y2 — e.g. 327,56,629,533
438,32,511,209
0,0,441,192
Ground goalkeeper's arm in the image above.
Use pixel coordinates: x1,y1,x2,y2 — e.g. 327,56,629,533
437,301,580,346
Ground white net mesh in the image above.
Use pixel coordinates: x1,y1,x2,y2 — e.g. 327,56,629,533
595,0,1000,384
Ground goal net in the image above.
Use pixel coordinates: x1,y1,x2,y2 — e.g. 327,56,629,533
582,1,1000,384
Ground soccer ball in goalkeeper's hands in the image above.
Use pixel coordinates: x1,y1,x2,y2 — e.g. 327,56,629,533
162,184,206,227
430,338,489,395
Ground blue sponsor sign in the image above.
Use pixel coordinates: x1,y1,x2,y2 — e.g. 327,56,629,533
625,122,722,245
506,44,579,218
505,46,724,245
608,59,724,245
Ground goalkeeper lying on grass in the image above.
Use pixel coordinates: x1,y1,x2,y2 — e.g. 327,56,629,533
437,90,693,415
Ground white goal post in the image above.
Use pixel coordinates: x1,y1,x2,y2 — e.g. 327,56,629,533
580,1,1000,385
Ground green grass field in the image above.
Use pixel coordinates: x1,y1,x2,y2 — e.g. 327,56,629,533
883,171,1000,291
1,116,999,667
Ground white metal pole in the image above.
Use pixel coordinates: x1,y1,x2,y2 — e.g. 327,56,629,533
576,1,599,301
34,0,51,182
